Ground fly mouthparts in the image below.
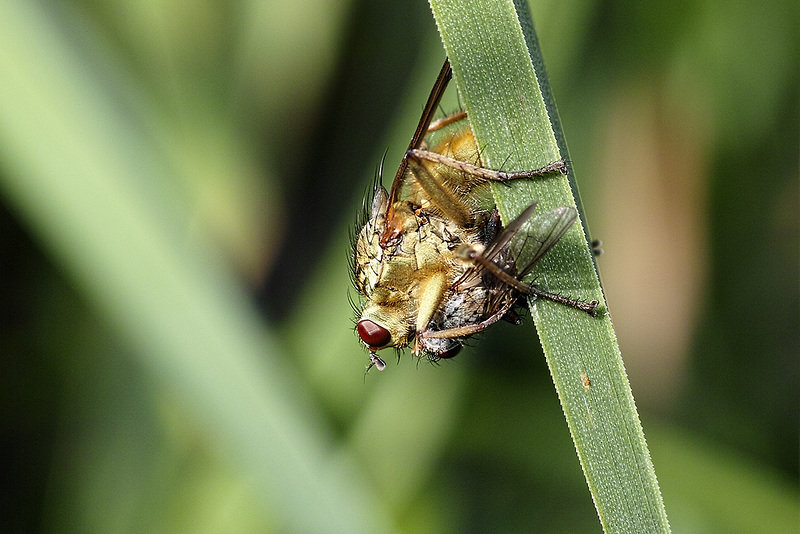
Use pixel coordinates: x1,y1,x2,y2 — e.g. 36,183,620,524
366,353,387,372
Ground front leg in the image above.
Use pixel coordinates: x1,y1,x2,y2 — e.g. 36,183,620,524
419,303,513,340
412,270,448,355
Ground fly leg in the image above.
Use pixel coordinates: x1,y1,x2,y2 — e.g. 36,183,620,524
454,203,599,316
427,110,467,133
402,148,564,229
407,148,565,183
411,268,451,356
402,140,565,231
526,286,599,316
420,304,514,340
460,238,599,316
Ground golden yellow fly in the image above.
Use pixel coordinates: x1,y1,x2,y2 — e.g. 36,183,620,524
351,59,597,371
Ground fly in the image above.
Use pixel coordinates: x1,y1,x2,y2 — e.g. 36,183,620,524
351,59,597,371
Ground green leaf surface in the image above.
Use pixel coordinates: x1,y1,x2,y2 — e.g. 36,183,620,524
428,0,671,532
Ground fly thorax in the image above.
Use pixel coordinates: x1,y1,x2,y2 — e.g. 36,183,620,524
354,219,386,297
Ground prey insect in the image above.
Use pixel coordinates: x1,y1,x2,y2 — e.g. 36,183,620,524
351,59,597,371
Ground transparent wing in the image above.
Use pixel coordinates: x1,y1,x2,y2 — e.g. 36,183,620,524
454,203,576,291
481,203,538,261
387,59,452,205
511,206,577,280
459,203,596,316
452,203,537,289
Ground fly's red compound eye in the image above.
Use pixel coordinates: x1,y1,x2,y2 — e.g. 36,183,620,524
357,319,391,348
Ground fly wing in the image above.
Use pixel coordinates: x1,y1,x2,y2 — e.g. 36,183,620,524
381,59,453,247
511,206,577,280
481,203,538,261
452,203,538,289
387,59,452,204
456,204,576,289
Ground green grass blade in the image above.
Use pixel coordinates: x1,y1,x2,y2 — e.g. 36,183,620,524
428,1,671,532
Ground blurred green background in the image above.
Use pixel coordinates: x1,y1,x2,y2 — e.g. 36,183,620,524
0,1,796,532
